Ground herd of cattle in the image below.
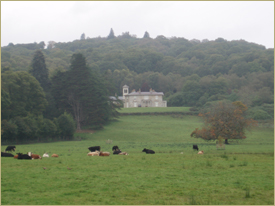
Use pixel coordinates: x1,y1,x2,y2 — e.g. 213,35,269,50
1,144,204,159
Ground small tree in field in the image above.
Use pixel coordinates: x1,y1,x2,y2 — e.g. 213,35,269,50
191,101,257,144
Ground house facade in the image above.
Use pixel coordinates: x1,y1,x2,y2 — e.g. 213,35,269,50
122,85,167,108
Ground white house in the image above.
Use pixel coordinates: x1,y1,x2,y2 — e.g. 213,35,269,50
122,85,167,108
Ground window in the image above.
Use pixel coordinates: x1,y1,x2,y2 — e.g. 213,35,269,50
144,96,149,100
155,96,158,100
124,89,127,93
134,102,137,107
155,102,158,107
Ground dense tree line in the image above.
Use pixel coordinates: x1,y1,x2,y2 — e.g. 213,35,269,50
1,50,118,144
1,30,274,132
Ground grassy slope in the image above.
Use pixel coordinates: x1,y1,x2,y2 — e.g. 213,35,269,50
1,115,274,205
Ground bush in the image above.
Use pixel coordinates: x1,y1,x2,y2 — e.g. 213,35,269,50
247,108,272,120
55,112,76,140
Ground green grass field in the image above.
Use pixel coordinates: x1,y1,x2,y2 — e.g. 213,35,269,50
118,106,191,113
1,114,274,205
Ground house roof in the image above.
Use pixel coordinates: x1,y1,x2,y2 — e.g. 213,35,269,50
126,91,164,96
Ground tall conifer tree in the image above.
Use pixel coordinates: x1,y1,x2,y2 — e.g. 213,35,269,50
30,50,51,92
52,53,112,130
107,28,115,39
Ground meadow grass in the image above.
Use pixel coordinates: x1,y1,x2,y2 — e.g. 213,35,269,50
118,106,191,113
1,115,274,205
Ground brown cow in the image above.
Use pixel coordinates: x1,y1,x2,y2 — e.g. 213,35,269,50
99,152,110,156
198,151,204,154
31,154,42,159
51,154,59,157
28,152,42,159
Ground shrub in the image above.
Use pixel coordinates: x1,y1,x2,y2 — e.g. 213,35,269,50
55,112,76,140
248,108,272,120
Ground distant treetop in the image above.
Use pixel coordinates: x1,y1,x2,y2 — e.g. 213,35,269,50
143,31,150,38
107,28,116,39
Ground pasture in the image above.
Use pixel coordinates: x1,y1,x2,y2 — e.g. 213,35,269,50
1,114,274,205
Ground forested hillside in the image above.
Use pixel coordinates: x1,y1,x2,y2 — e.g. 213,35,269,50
2,30,274,123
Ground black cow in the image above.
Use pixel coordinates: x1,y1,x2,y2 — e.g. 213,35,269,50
193,145,199,151
17,153,32,160
142,148,155,154
88,146,101,152
113,150,122,155
1,152,14,157
5,146,16,152
112,146,120,151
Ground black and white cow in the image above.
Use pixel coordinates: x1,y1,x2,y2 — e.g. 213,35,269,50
113,150,122,155
88,146,101,152
5,146,16,152
193,145,199,151
142,148,155,154
17,153,32,160
112,145,120,151
1,152,14,157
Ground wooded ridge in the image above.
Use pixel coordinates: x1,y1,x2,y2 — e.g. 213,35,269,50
2,32,274,121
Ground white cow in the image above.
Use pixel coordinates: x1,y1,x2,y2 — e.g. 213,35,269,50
43,153,49,157
87,150,100,156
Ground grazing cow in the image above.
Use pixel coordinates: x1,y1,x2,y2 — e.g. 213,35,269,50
14,154,18,159
51,154,59,157
112,145,119,151
198,151,204,154
99,151,110,156
87,151,100,156
142,148,155,154
43,153,49,158
193,145,199,151
113,150,122,155
118,152,128,155
1,152,14,157
5,146,16,152
28,152,41,159
17,153,32,160
88,146,101,152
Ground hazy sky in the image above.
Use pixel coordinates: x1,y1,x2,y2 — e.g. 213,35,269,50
1,1,274,48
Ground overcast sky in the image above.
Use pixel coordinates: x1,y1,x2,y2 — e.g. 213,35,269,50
1,1,274,49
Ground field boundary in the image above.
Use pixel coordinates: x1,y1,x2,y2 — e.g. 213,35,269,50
119,111,199,116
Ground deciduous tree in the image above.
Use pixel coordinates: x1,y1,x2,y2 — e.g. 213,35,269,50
191,101,257,144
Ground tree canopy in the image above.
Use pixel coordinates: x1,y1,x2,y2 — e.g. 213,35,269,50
190,101,258,144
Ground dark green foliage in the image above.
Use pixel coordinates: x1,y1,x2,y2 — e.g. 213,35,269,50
167,92,185,107
1,119,18,143
1,89,11,120
55,112,76,140
107,28,115,39
52,53,114,130
143,31,150,38
1,34,273,121
1,70,48,118
247,107,273,120
30,50,51,92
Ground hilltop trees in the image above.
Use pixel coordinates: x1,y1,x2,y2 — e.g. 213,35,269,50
191,101,257,144
143,31,150,38
1,33,273,121
107,28,115,39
